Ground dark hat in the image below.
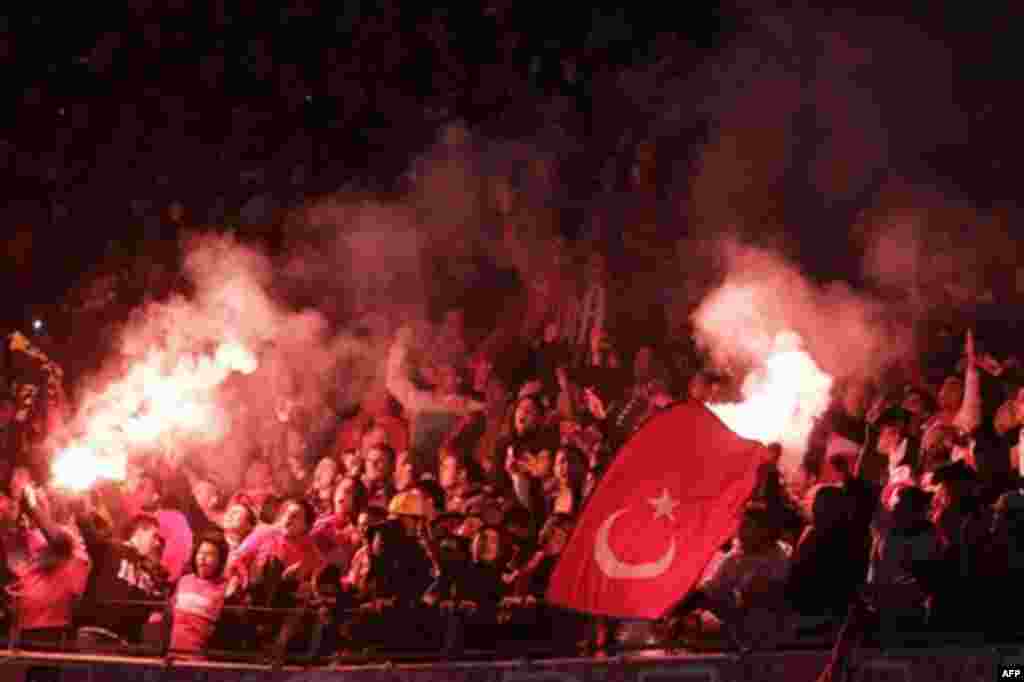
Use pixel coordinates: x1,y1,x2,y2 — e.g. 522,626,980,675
930,459,978,486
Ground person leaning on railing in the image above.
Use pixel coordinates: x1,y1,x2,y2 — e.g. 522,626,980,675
71,493,170,650
168,534,229,658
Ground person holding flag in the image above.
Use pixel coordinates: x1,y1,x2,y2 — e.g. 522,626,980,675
545,400,779,649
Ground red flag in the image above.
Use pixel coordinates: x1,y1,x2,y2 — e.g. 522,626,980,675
546,401,768,619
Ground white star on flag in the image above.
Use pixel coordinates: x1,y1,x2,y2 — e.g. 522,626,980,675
648,489,679,522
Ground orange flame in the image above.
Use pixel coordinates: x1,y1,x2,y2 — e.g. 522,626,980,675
708,332,832,472
51,341,258,490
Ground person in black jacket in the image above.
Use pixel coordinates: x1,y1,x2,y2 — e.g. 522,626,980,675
75,507,170,649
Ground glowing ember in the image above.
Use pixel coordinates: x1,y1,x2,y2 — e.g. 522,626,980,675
52,446,126,492
709,332,832,471
51,341,257,490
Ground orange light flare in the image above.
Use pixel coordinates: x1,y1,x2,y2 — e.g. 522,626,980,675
52,444,127,492
708,332,833,475
50,341,258,491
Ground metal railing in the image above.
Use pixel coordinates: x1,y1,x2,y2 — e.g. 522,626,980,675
3,598,1016,672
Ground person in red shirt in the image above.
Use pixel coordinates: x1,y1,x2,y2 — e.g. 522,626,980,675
170,535,229,657
5,518,89,650
310,476,367,575
228,499,325,593
226,499,325,654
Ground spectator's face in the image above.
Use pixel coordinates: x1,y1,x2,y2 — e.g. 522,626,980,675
439,455,464,491
902,392,925,416
393,451,415,491
224,503,254,536
9,467,33,501
559,420,581,446
514,399,540,434
334,478,358,516
878,424,903,456
473,528,501,564
342,450,363,478
554,450,569,482
438,365,460,395
938,377,963,411
357,512,372,545
360,427,389,454
193,481,221,513
151,535,166,562
584,389,605,418
370,531,385,557
195,541,222,580
313,457,338,491
133,525,162,559
457,515,483,538
364,447,393,484
280,502,308,538
0,494,18,527
532,449,553,479
1014,387,1024,421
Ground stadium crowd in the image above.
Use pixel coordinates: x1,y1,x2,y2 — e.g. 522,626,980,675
3,214,1024,664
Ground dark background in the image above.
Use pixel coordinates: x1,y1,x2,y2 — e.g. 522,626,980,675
2,2,1023,328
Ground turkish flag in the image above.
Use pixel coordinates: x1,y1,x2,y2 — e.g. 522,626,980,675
546,401,769,619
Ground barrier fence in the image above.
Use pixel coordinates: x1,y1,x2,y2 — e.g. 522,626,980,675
2,598,1020,681
0,647,1012,682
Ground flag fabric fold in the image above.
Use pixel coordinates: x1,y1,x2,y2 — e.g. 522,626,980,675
546,401,768,620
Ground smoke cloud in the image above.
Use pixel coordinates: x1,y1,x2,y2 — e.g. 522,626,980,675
61,233,344,490
693,237,912,383
692,237,912,475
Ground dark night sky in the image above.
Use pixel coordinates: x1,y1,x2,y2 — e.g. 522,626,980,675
2,2,1024,329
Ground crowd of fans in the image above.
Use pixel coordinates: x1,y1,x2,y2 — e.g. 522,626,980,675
3,223,1024,664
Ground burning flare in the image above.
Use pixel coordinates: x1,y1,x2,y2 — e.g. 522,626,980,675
51,341,258,491
709,332,832,471
52,446,127,492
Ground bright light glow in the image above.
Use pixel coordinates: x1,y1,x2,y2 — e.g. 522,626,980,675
216,342,258,375
708,331,832,472
50,341,257,491
52,446,126,492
